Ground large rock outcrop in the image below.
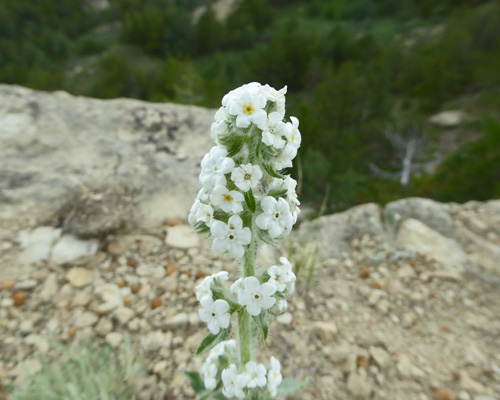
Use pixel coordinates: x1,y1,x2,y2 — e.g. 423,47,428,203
0,84,214,232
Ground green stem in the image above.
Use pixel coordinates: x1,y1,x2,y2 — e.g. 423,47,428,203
239,227,258,364
238,309,252,365
243,238,257,277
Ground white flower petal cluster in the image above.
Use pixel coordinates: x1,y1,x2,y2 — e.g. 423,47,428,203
267,257,296,293
222,364,250,399
237,276,277,316
245,361,267,388
231,163,263,192
198,297,231,334
211,215,251,259
202,340,237,390
256,197,294,238
195,271,229,302
267,357,283,397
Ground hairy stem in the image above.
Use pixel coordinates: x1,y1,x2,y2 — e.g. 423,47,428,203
239,227,258,364
238,309,252,365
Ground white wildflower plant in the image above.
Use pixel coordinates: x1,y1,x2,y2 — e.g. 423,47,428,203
185,83,311,399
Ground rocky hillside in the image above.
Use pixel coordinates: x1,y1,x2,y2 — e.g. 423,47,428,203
0,86,499,400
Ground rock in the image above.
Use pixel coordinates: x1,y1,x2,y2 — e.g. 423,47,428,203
51,180,138,237
73,311,99,328
385,197,454,237
19,320,34,334
105,332,123,348
369,346,391,369
0,280,15,290
66,267,93,288
433,389,456,400
15,280,38,290
460,372,485,393
396,219,467,271
464,344,487,367
117,235,163,257
153,360,169,374
397,354,426,380
165,225,200,249
95,318,113,337
51,235,99,265
159,276,177,292
429,270,463,282
18,226,61,264
114,307,135,325
296,203,384,259
141,330,172,352
430,110,464,128
72,291,92,307
347,368,374,398
311,321,338,342
24,334,50,353
458,391,471,400
277,312,293,325
9,358,42,381
165,312,189,329
12,291,27,306
94,283,122,312
39,273,58,302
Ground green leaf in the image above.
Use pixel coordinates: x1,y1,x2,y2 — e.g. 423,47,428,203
219,133,244,157
212,393,229,400
263,163,285,179
267,188,288,199
244,189,256,213
258,229,278,248
277,377,313,395
183,371,206,393
196,325,232,356
194,221,210,234
252,312,268,341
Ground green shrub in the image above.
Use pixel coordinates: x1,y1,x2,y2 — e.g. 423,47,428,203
9,337,146,400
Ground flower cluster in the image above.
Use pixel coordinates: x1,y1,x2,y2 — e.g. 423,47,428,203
189,82,301,259
201,342,283,399
187,83,302,399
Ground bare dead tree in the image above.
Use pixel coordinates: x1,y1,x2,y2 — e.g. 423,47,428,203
370,125,422,186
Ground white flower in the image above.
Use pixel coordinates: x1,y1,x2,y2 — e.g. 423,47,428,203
230,278,243,295
237,276,276,316
262,112,286,149
227,87,268,129
256,197,294,238
202,360,218,390
211,185,244,214
282,116,301,161
194,203,214,227
195,271,229,301
222,364,250,399
245,361,267,388
211,215,251,259
275,299,288,312
222,82,261,107
261,84,287,115
199,297,231,335
267,357,283,397
188,200,201,227
200,146,235,189
267,257,295,292
231,163,263,192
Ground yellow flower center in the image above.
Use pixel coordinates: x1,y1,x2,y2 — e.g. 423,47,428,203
224,194,233,202
291,134,295,143
244,105,254,115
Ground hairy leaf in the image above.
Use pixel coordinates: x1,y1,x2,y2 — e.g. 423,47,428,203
196,325,232,356
184,371,206,393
